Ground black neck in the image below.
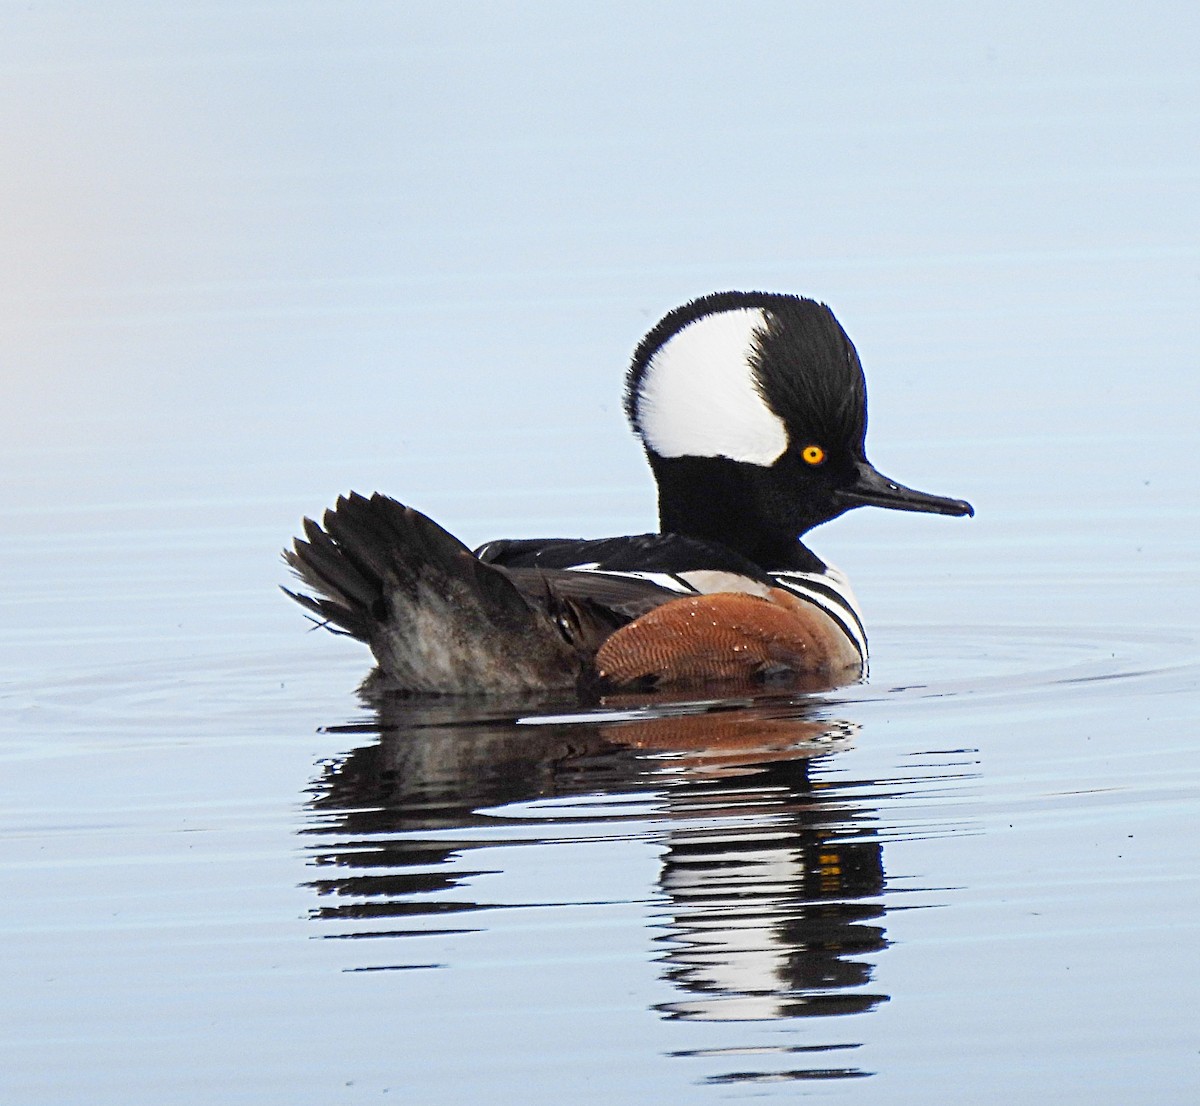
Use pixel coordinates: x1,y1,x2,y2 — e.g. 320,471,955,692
649,455,826,572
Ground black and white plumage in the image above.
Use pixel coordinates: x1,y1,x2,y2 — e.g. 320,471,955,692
285,291,973,695
474,532,869,675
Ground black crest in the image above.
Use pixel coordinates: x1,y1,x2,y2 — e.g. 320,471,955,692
751,297,867,453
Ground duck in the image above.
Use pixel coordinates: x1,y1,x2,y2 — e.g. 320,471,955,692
285,290,972,695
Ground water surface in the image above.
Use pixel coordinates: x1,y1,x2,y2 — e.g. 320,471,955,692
2,4,1199,1103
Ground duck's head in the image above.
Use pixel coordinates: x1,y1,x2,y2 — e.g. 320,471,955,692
625,291,973,569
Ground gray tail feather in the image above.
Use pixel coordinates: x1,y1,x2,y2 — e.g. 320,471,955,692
283,493,391,640
284,492,535,639
283,493,597,693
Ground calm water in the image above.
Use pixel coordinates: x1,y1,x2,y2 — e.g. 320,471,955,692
3,5,1199,1103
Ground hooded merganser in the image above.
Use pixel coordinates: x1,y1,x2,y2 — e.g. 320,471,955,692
285,291,973,694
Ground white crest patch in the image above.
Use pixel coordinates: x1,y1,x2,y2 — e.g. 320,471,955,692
633,308,788,466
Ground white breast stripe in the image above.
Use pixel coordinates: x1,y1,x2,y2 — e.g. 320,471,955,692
562,562,868,661
771,568,862,610
770,569,868,661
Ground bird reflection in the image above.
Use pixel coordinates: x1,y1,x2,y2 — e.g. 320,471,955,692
303,687,889,1034
649,757,886,1021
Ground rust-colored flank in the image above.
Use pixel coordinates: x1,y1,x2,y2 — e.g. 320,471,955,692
595,588,862,686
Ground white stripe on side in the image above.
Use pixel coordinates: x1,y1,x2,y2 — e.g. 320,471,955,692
770,567,868,661
564,565,694,593
561,561,869,661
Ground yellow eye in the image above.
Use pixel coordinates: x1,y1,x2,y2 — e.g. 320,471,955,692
801,444,826,466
